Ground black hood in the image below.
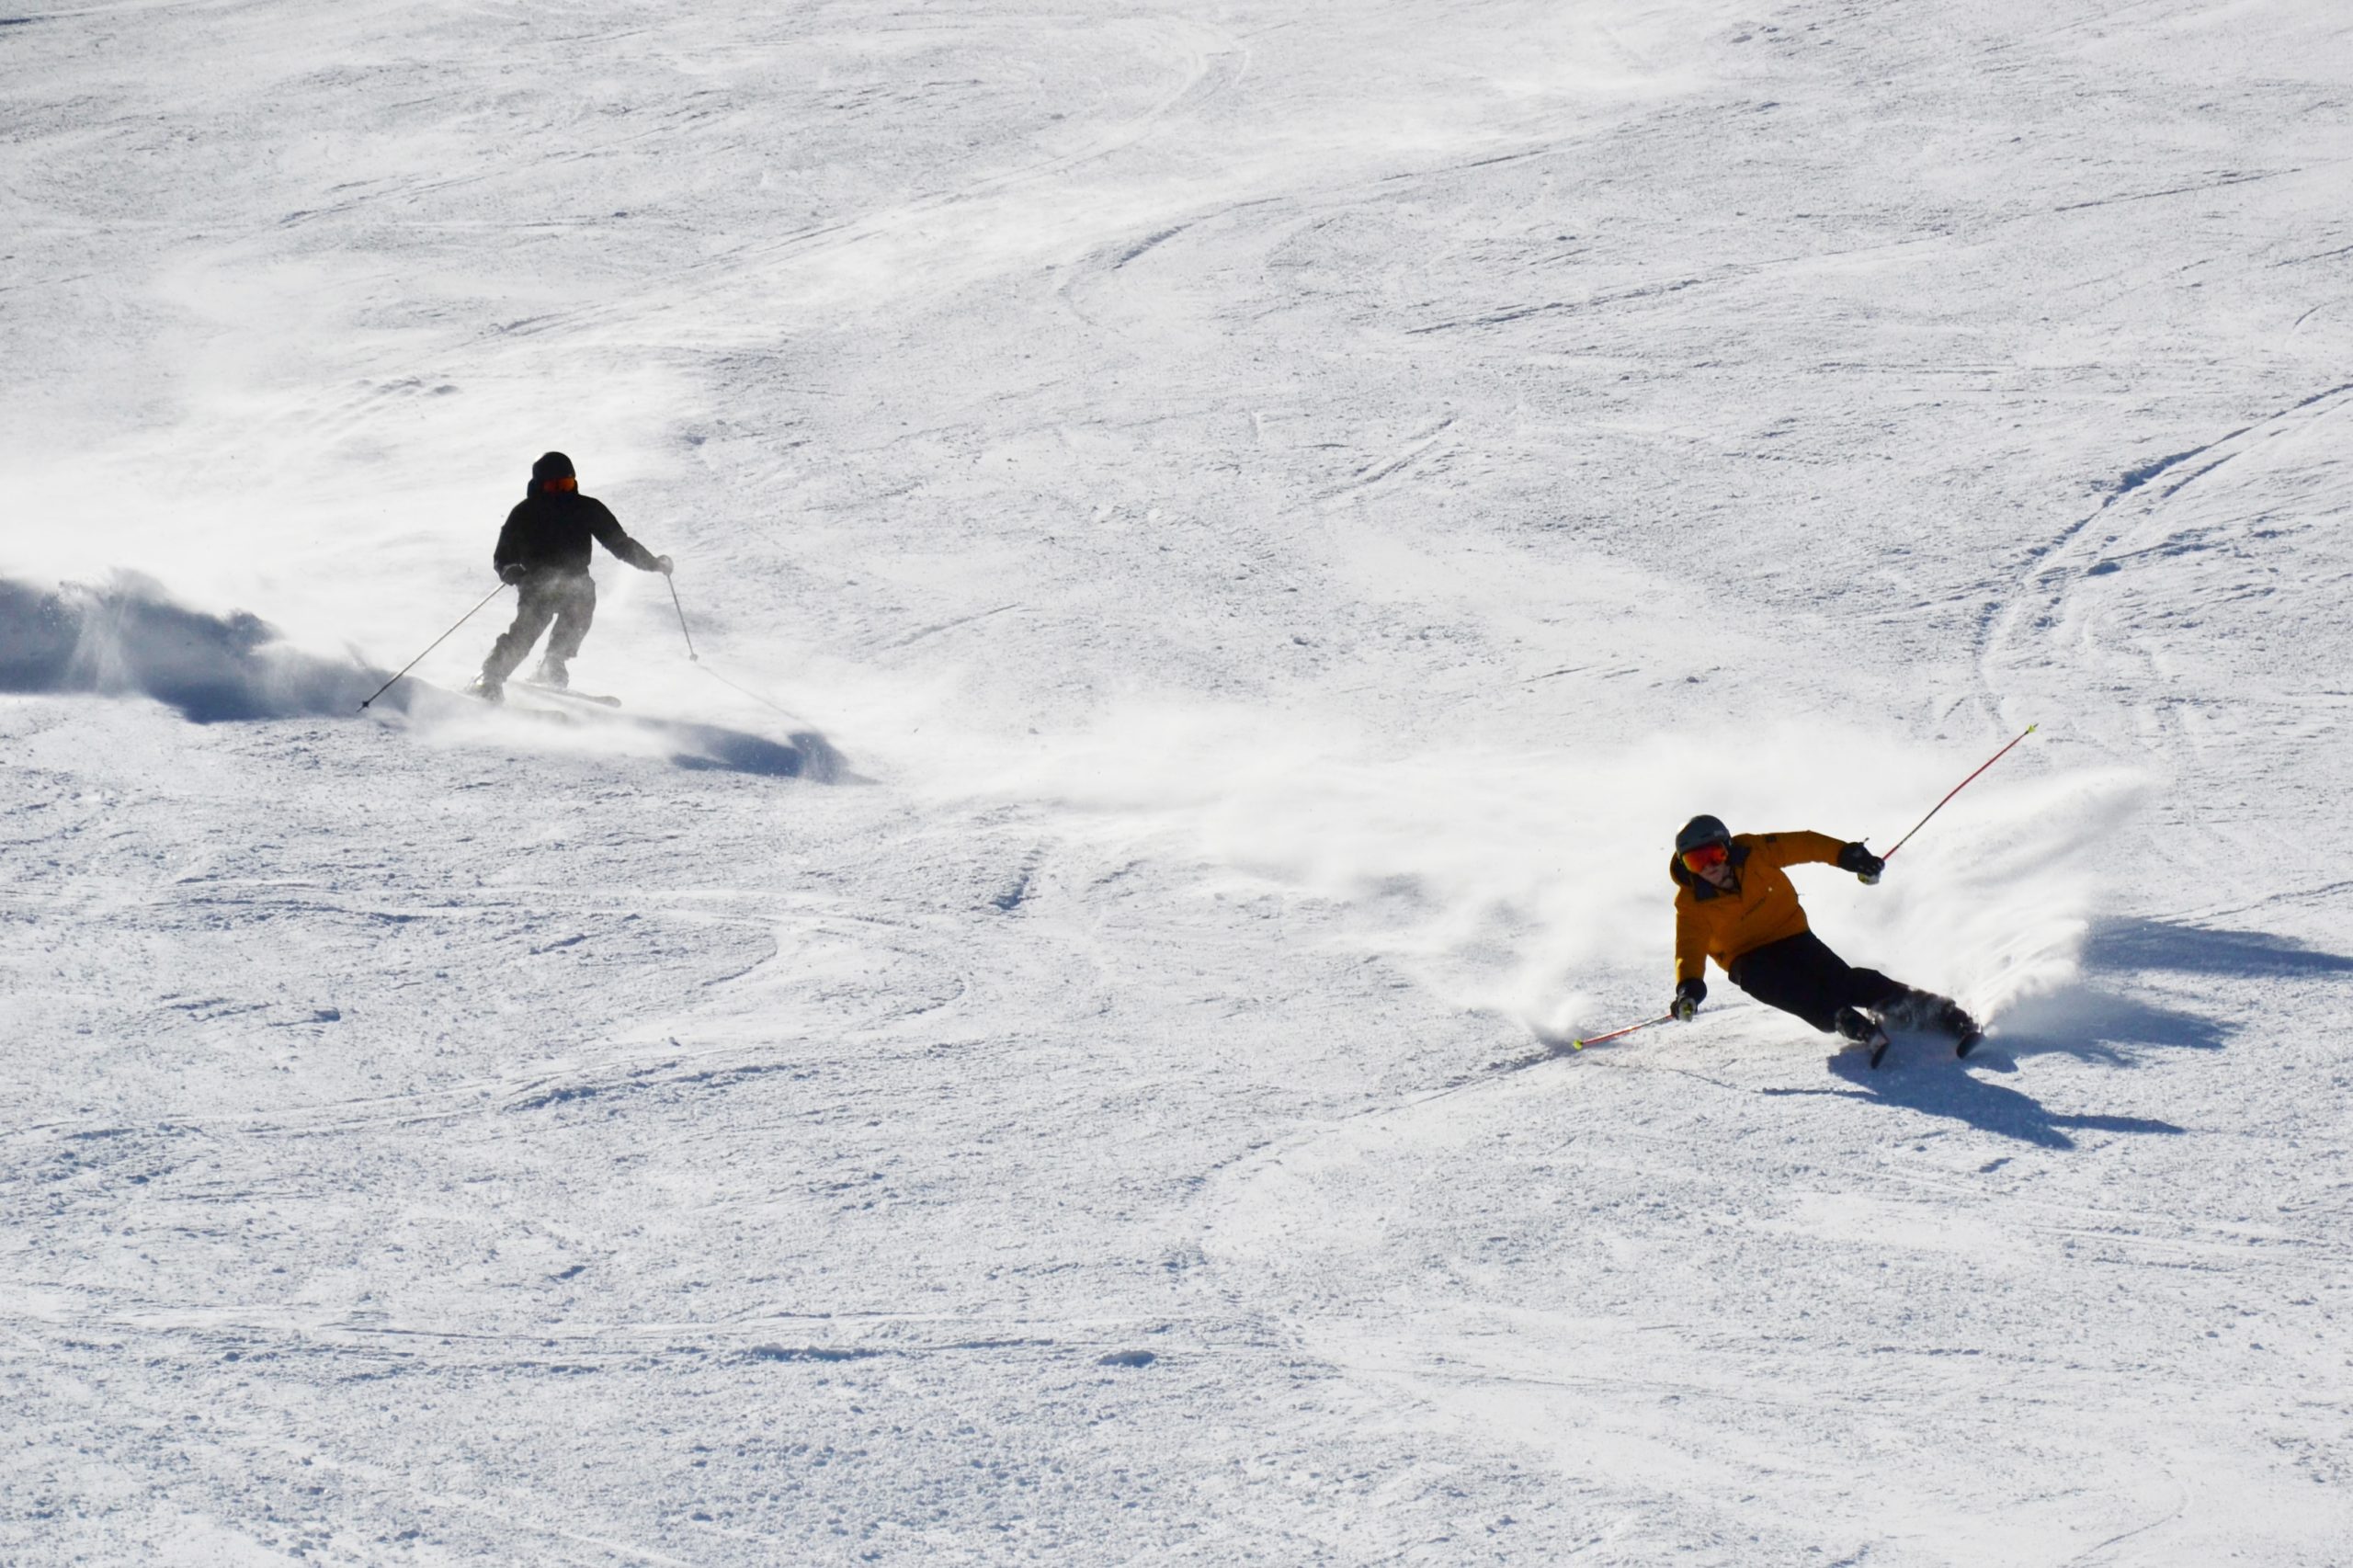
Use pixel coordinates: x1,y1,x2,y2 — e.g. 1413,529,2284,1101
528,450,577,496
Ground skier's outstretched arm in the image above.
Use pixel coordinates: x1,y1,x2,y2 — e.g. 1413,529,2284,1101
588,500,670,574
1756,829,1883,882
1751,830,1848,869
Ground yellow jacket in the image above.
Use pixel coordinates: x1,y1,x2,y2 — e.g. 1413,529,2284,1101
1671,831,1848,984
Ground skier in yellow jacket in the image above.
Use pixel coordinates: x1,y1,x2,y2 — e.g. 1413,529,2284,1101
1668,813,1981,1065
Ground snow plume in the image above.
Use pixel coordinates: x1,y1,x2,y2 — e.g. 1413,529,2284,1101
0,573,379,721
0,573,847,779
1859,767,2149,1028
983,702,2145,1039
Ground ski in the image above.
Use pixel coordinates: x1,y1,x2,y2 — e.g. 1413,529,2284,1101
518,681,621,708
460,681,575,723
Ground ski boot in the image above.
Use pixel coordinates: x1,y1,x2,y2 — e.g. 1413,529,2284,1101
1919,994,1984,1058
531,657,569,691
469,673,505,703
1836,1006,1893,1070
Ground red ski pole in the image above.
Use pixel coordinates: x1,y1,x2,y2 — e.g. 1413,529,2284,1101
1881,723,2038,861
1570,1013,1675,1051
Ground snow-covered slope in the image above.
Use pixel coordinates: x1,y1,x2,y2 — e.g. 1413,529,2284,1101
5,2,2350,1562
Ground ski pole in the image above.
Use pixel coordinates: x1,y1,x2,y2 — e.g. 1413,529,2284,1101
1570,1012,1676,1051
695,661,815,727
358,581,511,710
665,572,698,662
1881,722,2039,861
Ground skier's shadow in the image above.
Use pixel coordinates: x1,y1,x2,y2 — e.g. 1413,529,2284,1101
1798,1052,2185,1150
637,714,854,782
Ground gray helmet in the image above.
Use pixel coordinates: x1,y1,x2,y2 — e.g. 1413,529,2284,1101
1675,814,1731,855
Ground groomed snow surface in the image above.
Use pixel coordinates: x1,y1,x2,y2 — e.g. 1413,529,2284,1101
5,2,2351,1562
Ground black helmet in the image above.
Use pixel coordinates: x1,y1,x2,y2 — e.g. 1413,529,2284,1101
531,450,576,484
1675,814,1731,855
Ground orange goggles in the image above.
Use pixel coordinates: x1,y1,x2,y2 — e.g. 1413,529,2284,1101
1680,842,1730,872
543,475,578,493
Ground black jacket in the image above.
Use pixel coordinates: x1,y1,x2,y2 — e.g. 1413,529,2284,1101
493,491,660,577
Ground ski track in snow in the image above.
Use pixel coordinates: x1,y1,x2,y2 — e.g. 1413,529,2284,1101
6,0,2353,1563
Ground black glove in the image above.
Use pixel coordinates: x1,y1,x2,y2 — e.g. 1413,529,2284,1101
654,554,675,576
1671,978,1705,1022
1837,842,1885,884
498,562,528,585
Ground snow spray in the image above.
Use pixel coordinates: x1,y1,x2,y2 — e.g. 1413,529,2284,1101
968,704,2140,1041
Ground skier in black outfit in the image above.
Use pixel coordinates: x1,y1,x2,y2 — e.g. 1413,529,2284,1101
474,452,672,701
1667,813,1982,1065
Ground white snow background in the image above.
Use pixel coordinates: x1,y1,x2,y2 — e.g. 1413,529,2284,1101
4,1,2350,1562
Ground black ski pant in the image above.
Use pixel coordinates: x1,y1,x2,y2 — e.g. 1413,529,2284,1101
483,570,595,682
1726,929,1909,1035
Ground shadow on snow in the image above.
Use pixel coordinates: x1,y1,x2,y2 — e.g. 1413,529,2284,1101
1763,916,2353,1148
0,574,847,782
1995,915,2353,1064
2080,915,2353,979
1762,1055,2188,1151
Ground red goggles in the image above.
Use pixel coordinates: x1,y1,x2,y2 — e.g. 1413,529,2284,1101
542,475,578,493
1680,842,1730,872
